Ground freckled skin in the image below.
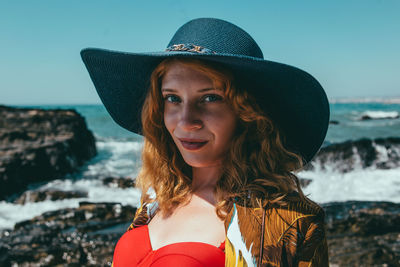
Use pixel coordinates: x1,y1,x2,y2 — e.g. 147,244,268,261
162,63,237,169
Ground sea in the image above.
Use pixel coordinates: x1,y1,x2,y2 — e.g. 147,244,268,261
1,98,400,229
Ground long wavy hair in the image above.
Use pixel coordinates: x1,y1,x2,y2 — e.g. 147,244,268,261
136,57,309,219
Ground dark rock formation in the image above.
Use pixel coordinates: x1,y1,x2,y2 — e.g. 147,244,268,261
323,201,400,266
360,113,399,120
14,189,88,204
102,176,135,189
0,105,97,200
305,137,400,173
0,202,136,266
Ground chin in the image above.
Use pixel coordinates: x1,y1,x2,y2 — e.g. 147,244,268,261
182,157,221,168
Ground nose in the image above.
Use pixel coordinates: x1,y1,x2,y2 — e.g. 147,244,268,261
178,101,203,131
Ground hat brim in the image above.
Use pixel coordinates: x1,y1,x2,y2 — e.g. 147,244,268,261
80,48,329,164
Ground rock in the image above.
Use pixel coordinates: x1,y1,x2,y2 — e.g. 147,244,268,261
0,105,97,200
102,176,135,189
322,201,400,266
304,137,400,173
0,202,136,266
14,189,88,204
360,111,399,120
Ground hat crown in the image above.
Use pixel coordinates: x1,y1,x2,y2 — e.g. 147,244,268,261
167,18,264,59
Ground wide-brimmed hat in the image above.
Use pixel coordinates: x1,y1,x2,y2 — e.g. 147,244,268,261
80,18,329,164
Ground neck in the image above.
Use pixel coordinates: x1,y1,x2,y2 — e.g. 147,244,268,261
191,165,223,205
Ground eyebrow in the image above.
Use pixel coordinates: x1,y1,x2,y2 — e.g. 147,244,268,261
161,88,218,93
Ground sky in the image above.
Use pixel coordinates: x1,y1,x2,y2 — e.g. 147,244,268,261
0,0,399,105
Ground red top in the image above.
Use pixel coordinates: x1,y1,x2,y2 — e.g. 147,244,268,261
113,225,225,267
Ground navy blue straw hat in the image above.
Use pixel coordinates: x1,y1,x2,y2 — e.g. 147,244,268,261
80,18,329,164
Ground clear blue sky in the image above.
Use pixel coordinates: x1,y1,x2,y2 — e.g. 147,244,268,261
1,0,399,105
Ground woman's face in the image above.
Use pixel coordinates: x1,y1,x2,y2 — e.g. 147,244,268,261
161,62,237,168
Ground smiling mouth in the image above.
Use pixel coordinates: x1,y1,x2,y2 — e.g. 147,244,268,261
178,139,208,151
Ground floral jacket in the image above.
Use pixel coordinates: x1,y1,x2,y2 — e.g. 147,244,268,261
125,193,329,267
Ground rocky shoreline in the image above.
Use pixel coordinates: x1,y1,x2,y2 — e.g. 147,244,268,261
0,201,135,266
0,200,398,266
0,106,399,266
305,136,400,173
324,201,400,266
0,105,97,201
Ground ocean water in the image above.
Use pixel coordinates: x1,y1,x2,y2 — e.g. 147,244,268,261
1,100,400,229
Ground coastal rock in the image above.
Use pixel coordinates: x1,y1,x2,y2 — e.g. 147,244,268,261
359,111,399,120
322,201,400,266
0,105,97,200
102,176,135,189
305,137,400,173
0,202,136,266
14,189,88,204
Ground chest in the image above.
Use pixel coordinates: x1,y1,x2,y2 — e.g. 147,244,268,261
147,198,226,250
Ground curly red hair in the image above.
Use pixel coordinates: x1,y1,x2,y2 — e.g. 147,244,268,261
136,58,308,219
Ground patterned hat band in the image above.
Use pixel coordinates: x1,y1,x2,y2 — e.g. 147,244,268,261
165,43,216,54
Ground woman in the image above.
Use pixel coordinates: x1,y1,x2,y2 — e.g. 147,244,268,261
81,18,330,266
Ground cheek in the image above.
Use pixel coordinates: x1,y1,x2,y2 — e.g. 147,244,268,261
163,108,177,133
223,116,237,141
203,107,230,121
207,108,237,140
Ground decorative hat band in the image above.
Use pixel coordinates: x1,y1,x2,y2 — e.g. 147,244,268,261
165,43,216,54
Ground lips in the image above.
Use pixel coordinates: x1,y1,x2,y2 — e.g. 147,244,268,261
178,138,208,151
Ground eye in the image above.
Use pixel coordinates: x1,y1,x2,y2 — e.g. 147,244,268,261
202,94,223,102
164,94,181,103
